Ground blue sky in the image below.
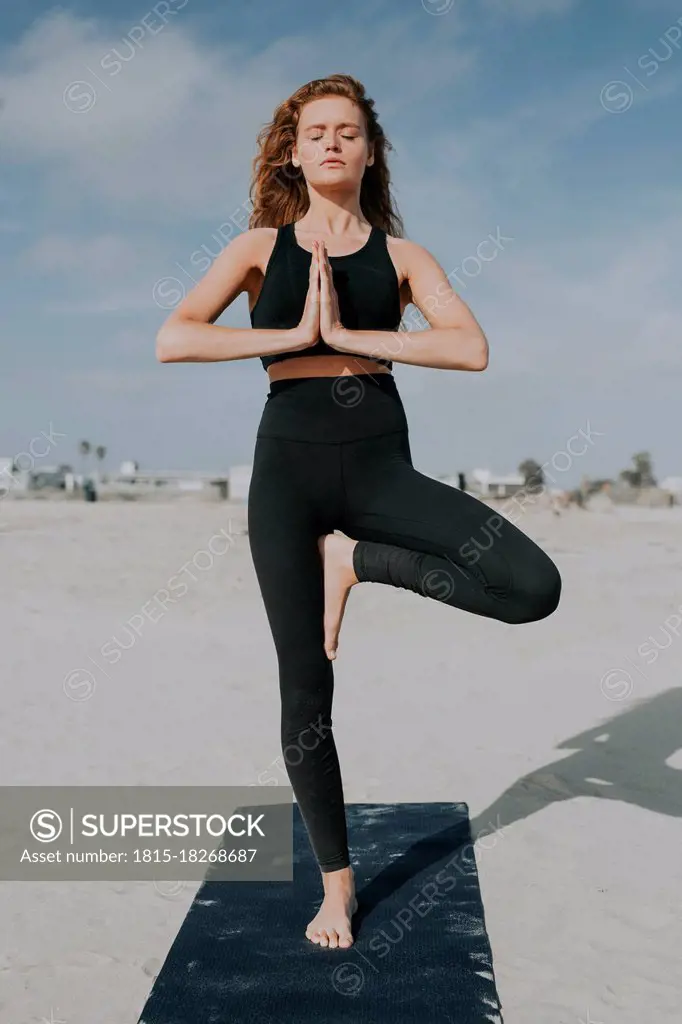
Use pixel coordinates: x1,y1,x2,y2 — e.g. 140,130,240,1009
1,0,680,485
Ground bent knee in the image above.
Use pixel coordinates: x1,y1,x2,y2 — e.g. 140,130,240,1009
508,558,562,624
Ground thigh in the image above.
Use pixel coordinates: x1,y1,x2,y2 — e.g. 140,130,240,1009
343,432,549,594
248,436,326,658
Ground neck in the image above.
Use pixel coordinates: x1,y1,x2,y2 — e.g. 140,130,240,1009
296,194,367,234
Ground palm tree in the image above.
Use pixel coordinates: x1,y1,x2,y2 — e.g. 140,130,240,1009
518,458,544,493
95,445,106,481
619,451,656,489
79,441,91,482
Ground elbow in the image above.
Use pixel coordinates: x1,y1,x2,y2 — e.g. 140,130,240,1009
449,328,488,371
468,337,489,371
156,325,171,363
156,323,181,363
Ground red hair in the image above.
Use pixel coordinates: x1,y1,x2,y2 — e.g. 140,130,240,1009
248,74,404,237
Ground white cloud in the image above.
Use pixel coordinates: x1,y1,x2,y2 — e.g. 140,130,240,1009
22,233,140,276
18,231,173,313
475,206,682,377
0,12,263,216
437,75,676,192
65,369,155,395
2,5,680,479
481,0,578,18
0,9,476,219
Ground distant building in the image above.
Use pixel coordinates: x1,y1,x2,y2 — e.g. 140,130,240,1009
0,457,15,492
28,464,72,490
469,467,525,499
660,476,682,497
229,465,252,501
104,467,229,499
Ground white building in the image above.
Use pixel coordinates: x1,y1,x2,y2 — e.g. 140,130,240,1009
469,467,525,499
660,476,682,496
228,464,252,501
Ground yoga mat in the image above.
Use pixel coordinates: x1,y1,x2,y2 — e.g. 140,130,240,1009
137,802,503,1023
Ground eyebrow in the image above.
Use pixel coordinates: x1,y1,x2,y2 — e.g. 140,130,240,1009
301,122,362,132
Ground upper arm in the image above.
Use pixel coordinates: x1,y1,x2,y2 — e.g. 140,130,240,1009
401,238,485,336
159,228,267,330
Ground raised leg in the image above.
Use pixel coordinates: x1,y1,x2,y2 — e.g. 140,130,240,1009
342,432,562,624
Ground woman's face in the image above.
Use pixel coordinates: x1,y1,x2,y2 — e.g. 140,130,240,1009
292,96,373,188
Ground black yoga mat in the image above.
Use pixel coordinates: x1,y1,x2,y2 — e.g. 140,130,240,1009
137,802,503,1023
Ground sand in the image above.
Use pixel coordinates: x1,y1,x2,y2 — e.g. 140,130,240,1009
1,497,681,1023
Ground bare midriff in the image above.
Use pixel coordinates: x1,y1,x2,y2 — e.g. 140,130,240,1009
267,354,391,382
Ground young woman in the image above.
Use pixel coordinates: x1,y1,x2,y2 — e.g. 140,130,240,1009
156,74,561,953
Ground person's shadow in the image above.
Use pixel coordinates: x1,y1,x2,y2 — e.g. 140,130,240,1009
353,687,682,929
471,686,682,830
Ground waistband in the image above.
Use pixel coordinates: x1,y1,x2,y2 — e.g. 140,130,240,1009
257,373,408,443
267,371,398,399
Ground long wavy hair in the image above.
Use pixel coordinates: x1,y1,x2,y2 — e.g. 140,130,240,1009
248,75,404,237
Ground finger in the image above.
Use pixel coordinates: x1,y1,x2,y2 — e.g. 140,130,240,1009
319,251,329,297
321,249,335,294
310,271,320,312
321,242,330,276
309,244,320,299
320,268,330,315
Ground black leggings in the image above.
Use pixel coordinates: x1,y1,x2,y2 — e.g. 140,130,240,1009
247,373,561,872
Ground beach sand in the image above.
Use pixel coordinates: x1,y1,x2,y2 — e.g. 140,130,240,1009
1,498,681,1023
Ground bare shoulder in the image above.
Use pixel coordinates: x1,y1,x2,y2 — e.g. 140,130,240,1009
244,225,279,246
227,226,278,268
227,227,279,300
241,224,278,274
159,226,280,326
386,233,436,263
385,234,436,302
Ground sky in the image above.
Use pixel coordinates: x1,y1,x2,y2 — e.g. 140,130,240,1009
1,0,680,486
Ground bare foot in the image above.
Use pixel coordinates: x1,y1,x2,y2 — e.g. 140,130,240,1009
306,866,358,949
317,533,359,660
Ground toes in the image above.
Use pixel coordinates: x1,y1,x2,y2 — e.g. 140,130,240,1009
328,929,339,949
339,934,353,948
318,929,329,947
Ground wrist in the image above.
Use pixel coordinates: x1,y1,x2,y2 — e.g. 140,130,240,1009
286,327,313,350
325,326,353,351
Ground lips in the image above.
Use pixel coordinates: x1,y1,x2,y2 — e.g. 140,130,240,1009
321,160,344,166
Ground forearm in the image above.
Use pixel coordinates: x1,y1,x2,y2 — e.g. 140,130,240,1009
156,320,303,363
331,326,489,371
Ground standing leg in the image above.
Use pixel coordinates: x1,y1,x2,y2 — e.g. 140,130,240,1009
341,431,561,624
248,436,348,870
248,435,357,948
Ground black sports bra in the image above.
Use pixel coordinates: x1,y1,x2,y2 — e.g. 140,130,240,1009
249,221,401,371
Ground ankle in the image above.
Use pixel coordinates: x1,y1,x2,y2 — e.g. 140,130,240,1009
322,865,355,892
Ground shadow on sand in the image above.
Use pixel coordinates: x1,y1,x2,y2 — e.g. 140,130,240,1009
352,687,682,925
